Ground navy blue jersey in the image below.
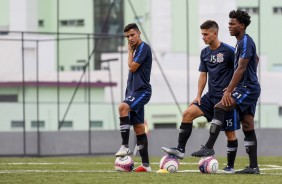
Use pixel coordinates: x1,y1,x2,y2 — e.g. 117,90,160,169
199,42,235,98
126,42,152,95
235,34,260,88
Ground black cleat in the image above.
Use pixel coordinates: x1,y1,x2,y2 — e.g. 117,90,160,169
235,166,260,174
161,147,185,159
191,145,215,157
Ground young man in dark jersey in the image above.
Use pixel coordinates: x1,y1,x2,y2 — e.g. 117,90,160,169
162,20,240,173
192,10,261,174
115,23,152,172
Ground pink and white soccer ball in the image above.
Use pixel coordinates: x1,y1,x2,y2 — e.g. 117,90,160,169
159,154,179,173
198,156,218,174
114,156,134,172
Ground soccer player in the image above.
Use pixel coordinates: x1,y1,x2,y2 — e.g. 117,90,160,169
162,20,240,173
191,10,261,174
115,23,152,172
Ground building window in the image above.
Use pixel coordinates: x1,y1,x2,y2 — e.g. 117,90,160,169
93,0,124,69
0,95,18,102
71,65,85,71
279,107,282,116
90,120,103,128
60,19,84,27
11,121,24,128
38,20,44,27
59,121,73,128
59,66,65,71
153,123,177,129
238,7,259,14
31,121,45,128
273,7,282,14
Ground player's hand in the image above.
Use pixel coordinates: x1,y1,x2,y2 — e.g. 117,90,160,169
222,90,232,106
128,42,135,53
189,97,201,106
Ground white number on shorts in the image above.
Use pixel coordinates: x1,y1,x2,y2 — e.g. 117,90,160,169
226,119,233,127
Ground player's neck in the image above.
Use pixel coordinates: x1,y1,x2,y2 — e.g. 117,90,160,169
236,31,246,41
136,39,143,46
209,40,221,50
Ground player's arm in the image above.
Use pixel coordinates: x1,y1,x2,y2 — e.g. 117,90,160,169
256,54,259,66
190,72,207,106
127,44,140,73
223,58,249,106
197,72,207,98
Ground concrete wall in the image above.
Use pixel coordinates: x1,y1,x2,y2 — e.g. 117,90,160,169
0,129,281,157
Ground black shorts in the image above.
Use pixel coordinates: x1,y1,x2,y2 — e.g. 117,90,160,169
123,90,151,124
231,85,261,117
194,93,240,131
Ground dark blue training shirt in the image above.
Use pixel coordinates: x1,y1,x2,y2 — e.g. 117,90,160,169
235,34,260,88
126,42,152,95
199,42,235,98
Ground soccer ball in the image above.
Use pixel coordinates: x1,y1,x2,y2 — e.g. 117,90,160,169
159,154,179,173
114,156,134,172
198,156,218,174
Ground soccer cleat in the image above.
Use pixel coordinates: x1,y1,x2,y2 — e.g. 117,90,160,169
115,145,130,157
235,166,260,174
191,145,215,157
133,165,152,172
223,165,235,174
161,147,185,159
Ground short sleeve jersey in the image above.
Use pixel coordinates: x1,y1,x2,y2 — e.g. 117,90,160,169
126,42,152,95
199,42,235,98
235,34,260,88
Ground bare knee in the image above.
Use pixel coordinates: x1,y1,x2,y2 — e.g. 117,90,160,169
134,124,145,135
182,105,202,122
182,110,194,122
241,121,254,131
119,102,130,116
241,114,254,131
225,131,237,141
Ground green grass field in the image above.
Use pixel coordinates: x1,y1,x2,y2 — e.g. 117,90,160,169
0,156,281,184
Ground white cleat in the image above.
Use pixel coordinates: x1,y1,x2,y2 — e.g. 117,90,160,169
115,145,130,157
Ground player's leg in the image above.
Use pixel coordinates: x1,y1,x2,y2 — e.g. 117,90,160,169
115,102,131,157
235,113,260,174
191,102,236,157
232,88,260,174
162,94,215,159
224,131,238,173
133,121,151,172
162,104,204,159
222,110,240,173
127,91,151,172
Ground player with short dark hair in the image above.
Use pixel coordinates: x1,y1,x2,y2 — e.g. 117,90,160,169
115,23,153,172
191,10,261,174
162,20,240,173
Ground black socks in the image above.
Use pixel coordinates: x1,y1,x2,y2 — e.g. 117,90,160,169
177,123,193,152
243,130,258,168
137,133,149,166
227,139,238,167
119,116,130,146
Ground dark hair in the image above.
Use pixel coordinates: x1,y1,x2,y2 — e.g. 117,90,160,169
124,23,140,32
229,9,251,28
200,20,219,30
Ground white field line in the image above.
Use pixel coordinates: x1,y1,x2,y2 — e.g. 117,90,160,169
0,168,282,175
0,162,79,165
1,162,282,175
1,162,282,168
